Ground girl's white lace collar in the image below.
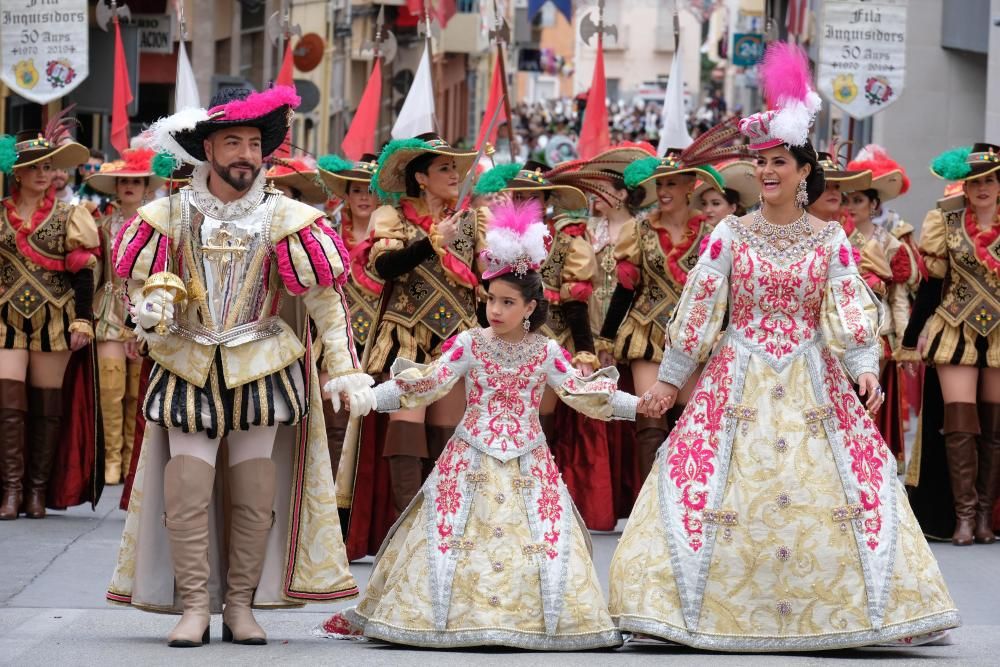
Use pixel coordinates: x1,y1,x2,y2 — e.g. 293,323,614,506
189,163,267,220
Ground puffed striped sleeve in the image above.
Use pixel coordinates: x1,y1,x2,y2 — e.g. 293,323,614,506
559,224,597,302
917,208,948,279
64,204,101,272
821,230,885,381
113,213,170,282
613,217,643,290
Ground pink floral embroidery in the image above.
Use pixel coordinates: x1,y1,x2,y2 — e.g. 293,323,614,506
530,447,564,560
839,245,851,267
667,344,736,551
820,348,888,550
680,273,719,355
433,440,471,553
441,334,458,354
710,238,722,260
554,357,568,373
835,278,868,346
450,346,465,361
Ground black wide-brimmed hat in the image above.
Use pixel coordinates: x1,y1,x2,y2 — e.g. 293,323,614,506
155,85,300,165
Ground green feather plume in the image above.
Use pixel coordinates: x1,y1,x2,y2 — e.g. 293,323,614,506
0,135,18,175
474,163,522,195
372,138,432,202
317,154,355,174
623,157,659,189
152,151,178,179
699,165,724,190
931,146,972,181
560,207,590,220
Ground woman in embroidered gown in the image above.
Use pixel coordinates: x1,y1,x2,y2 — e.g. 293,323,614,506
0,119,102,520
608,42,958,651
325,199,644,649
898,143,1000,546
86,148,165,485
597,146,725,482
366,134,483,514
317,153,394,558
843,148,922,475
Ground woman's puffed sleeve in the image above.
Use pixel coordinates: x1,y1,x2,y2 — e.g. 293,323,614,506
368,204,407,266
613,217,643,290
65,204,101,272
276,220,363,380
821,232,884,381
917,208,948,279
545,340,638,420
855,236,891,297
658,222,733,388
560,226,597,302
372,331,472,412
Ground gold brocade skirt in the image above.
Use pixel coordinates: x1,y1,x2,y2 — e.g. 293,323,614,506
368,319,466,374
924,314,1000,368
612,314,666,363
0,301,75,352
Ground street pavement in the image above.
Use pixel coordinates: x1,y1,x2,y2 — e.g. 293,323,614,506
1,485,997,666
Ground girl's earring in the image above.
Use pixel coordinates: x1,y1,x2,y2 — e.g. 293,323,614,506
795,179,808,208
522,316,531,332
870,205,876,216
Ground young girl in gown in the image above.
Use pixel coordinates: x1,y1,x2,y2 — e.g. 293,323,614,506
322,199,650,649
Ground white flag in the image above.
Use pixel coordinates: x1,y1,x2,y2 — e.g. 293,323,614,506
175,41,200,110
657,38,692,155
392,44,437,139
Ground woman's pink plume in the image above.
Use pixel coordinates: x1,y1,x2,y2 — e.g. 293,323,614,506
760,42,814,109
490,197,543,235
211,85,301,120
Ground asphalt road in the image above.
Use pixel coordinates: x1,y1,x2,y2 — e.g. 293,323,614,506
0,485,996,666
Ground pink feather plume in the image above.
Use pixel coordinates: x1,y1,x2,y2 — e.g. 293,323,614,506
760,42,814,109
489,198,543,235
210,85,301,120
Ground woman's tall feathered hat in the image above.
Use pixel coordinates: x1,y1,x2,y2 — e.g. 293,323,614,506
847,144,910,202
480,198,550,280
739,42,822,150
0,105,88,175
148,85,300,166
85,147,167,195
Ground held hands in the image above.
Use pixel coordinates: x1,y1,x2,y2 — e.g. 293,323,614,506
857,372,885,414
135,287,176,332
69,332,90,351
637,381,678,418
598,350,616,369
574,361,594,377
324,373,377,416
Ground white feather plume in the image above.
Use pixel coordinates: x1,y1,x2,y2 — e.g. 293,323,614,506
148,107,209,165
770,91,822,148
484,223,549,270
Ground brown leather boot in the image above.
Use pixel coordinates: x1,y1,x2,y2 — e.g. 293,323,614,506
222,458,276,645
164,455,216,647
943,402,980,546
975,402,1000,544
383,421,428,512
424,425,455,478
323,397,349,476
99,356,127,485
23,388,62,519
636,415,669,481
0,380,27,520
121,358,142,476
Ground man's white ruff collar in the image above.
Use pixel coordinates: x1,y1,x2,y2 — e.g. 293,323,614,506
189,163,268,220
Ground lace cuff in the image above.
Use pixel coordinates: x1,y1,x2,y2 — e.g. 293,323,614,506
610,391,639,421
373,380,403,412
843,345,880,382
657,347,697,388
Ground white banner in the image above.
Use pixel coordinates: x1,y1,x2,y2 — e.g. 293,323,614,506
1,0,89,104
817,0,907,119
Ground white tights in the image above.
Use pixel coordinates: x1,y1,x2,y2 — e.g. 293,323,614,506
168,425,278,468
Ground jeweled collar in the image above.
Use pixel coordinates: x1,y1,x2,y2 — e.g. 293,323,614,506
189,163,268,220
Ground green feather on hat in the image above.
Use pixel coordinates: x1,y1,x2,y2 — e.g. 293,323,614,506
317,154,355,174
474,163,522,196
372,138,433,202
623,157,660,190
931,146,972,181
0,135,18,175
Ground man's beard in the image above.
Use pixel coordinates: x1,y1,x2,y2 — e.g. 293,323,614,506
211,159,260,192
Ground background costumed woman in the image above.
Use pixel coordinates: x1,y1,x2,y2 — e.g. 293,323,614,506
0,117,102,520
693,160,759,227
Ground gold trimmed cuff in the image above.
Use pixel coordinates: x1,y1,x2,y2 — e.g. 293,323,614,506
68,319,94,339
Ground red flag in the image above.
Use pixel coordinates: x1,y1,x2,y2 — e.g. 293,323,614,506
342,59,383,160
577,36,609,161
272,41,296,159
404,0,456,29
435,0,457,28
110,17,133,157
475,52,507,150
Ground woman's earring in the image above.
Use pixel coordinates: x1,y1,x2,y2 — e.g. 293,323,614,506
419,183,426,191
795,179,808,208
522,316,531,332
870,205,876,216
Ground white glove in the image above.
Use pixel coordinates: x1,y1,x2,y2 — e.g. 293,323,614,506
324,373,375,413
135,287,176,331
346,386,376,417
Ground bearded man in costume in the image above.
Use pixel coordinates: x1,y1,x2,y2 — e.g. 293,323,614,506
106,86,372,647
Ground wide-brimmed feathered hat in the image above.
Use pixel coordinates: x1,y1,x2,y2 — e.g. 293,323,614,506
85,147,166,195
317,153,378,200
265,158,327,204
373,133,476,201
474,160,588,212
739,42,822,151
149,85,300,166
546,142,657,207
847,145,909,202
817,151,872,192
931,142,1000,182
693,160,760,209
0,106,88,174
